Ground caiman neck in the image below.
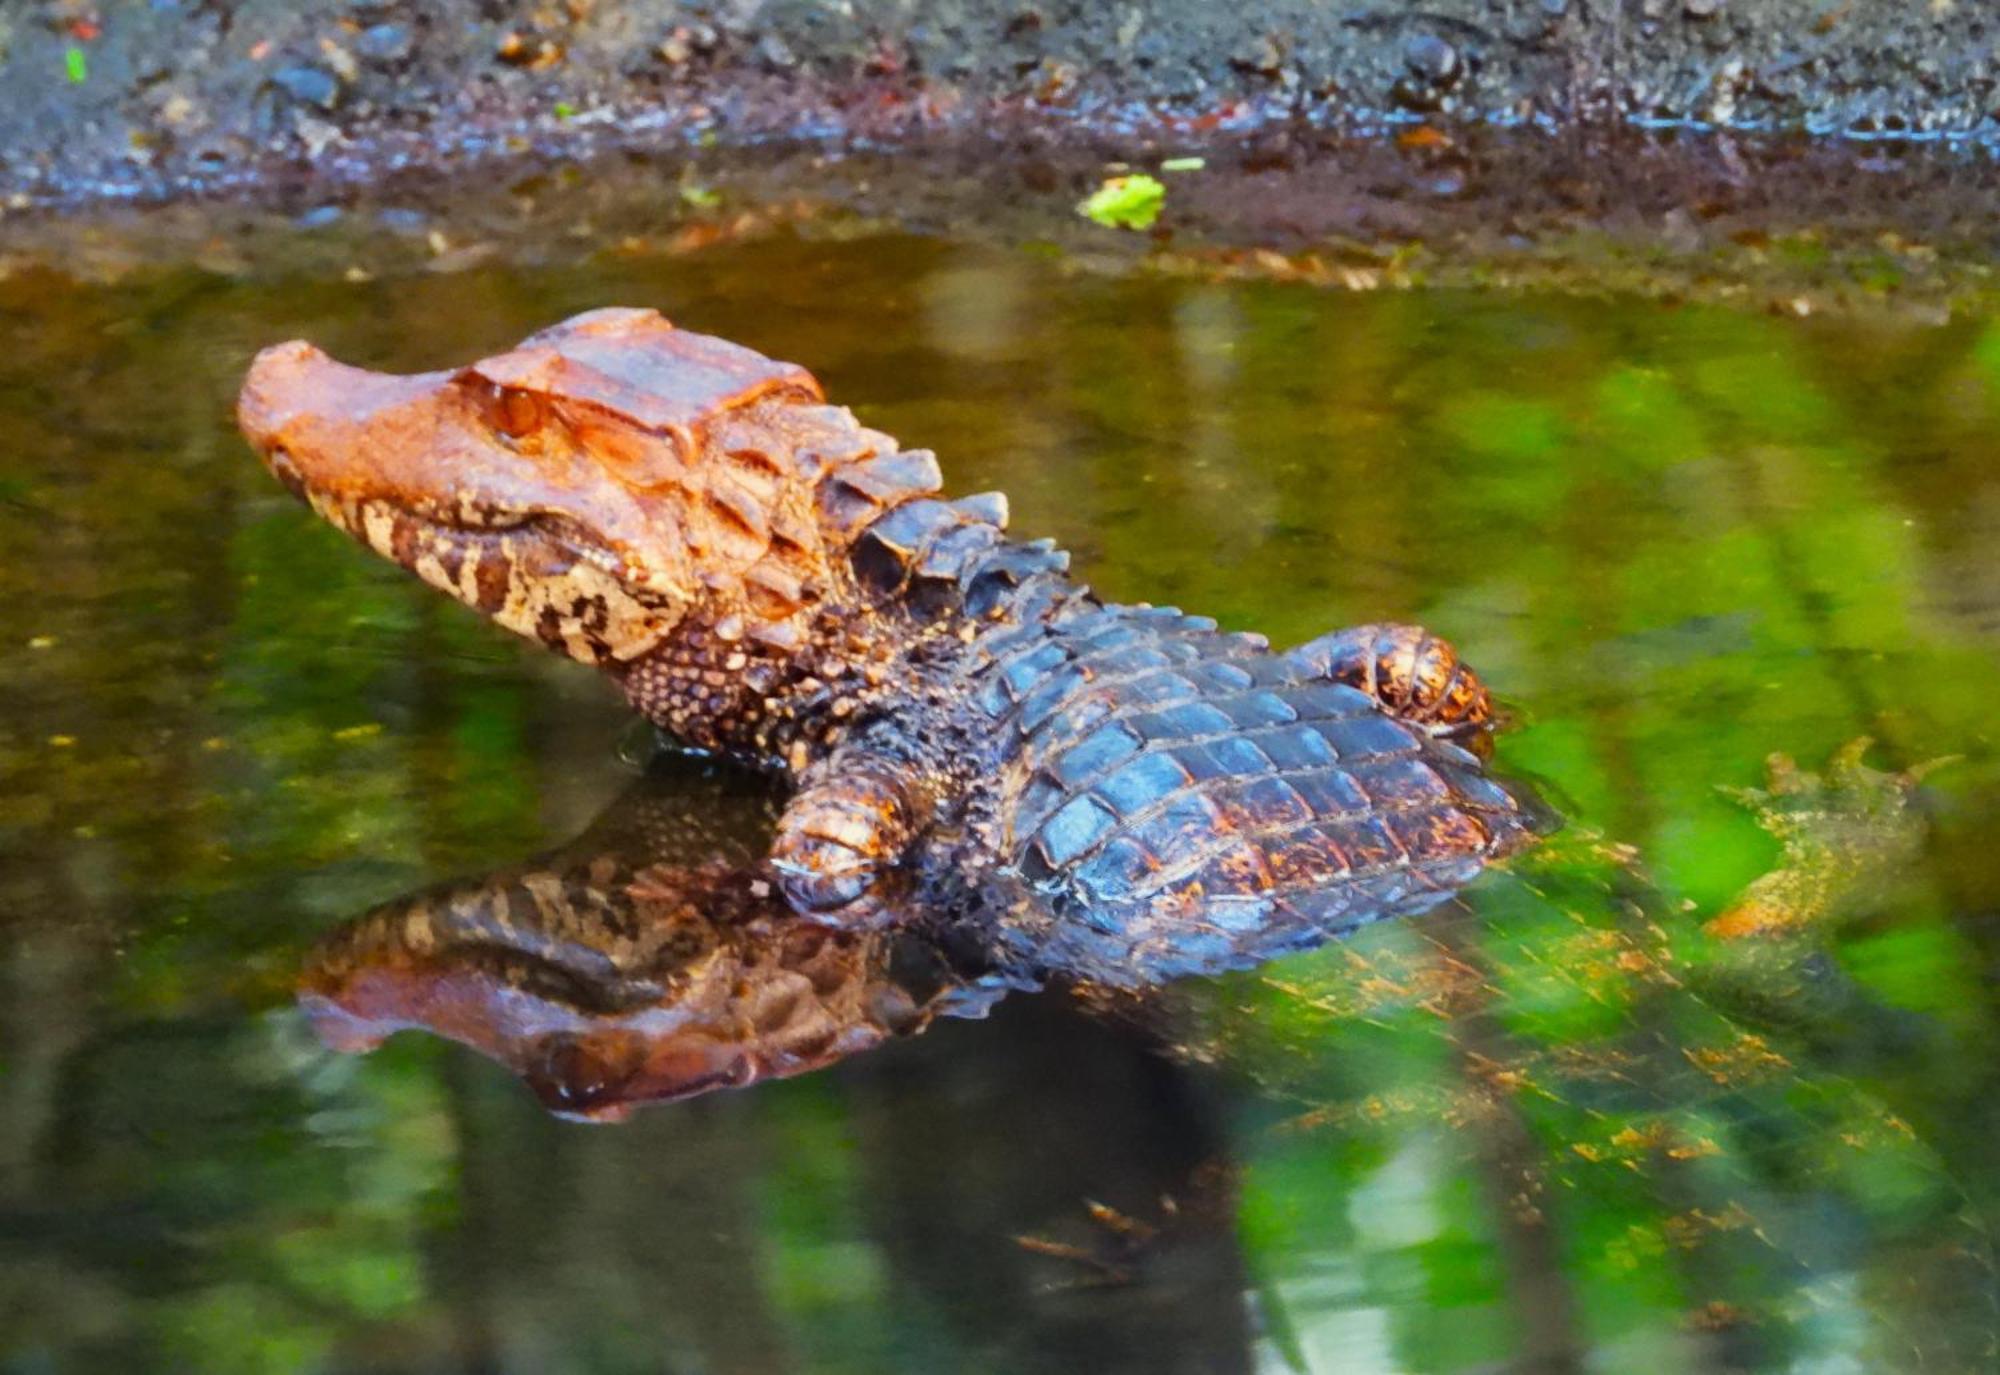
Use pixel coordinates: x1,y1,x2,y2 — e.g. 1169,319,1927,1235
614,599,948,773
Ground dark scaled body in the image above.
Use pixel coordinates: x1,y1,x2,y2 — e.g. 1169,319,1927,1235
238,309,1546,981
965,603,1530,978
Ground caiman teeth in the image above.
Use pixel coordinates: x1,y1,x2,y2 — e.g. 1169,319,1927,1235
441,494,534,531
264,445,308,500
409,495,532,532
311,493,531,537
300,491,663,619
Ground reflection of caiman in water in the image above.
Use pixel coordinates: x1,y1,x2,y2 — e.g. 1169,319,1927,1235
302,761,985,1119
302,752,1529,1120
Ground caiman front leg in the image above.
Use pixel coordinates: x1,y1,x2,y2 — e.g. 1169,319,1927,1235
1287,622,1496,736
769,745,931,927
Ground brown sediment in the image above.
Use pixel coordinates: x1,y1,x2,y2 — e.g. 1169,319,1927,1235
4,128,1996,322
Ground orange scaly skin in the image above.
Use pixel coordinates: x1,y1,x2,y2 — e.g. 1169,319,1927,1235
239,309,1545,972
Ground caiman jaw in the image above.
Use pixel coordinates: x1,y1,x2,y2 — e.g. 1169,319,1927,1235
237,337,686,667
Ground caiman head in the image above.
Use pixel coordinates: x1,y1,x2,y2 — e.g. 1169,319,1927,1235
237,307,823,668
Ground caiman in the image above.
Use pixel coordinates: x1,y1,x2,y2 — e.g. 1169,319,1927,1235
238,308,1544,980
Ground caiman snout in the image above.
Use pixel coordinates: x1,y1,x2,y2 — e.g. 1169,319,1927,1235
236,339,460,510
236,339,330,455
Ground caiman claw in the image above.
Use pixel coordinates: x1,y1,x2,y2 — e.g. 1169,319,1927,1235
1287,622,1495,736
770,749,929,927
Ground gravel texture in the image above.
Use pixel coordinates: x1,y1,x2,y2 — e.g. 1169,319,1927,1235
0,1,1994,205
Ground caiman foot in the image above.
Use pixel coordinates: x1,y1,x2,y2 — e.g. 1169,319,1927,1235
1287,622,1495,736
770,750,927,928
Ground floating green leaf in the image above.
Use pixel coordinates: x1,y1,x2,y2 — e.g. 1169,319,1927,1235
1078,173,1165,230
65,46,88,85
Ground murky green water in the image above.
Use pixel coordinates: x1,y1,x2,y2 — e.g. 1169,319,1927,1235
3,222,2000,1374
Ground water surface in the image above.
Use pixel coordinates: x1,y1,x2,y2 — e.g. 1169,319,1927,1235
3,224,1999,1373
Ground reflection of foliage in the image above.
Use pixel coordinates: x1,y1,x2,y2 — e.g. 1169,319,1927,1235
1,234,1998,1372
1192,773,1991,1372
8,1014,452,1374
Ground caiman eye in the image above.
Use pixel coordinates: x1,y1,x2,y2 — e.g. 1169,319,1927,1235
492,387,546,441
